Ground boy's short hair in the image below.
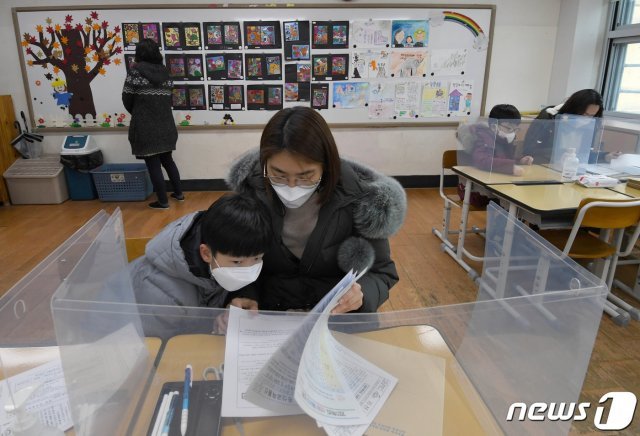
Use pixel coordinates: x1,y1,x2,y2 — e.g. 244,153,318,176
488,104,521,123
200,193,271,257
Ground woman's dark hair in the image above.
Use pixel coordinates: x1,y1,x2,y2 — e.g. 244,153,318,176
134,38,163,64
260,106,341,205
200,193,272,257
558,89,603,117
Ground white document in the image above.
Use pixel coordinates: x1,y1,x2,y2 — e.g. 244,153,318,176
0,358,73,433
221,308,302,417
223,270,364,417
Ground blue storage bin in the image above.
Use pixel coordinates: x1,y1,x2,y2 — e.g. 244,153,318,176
63,167,98,200
90,164,153,201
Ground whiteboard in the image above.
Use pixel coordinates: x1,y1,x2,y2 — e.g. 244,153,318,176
13,4,494,129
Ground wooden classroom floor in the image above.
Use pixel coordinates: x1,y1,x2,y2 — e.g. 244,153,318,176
0,188,638,435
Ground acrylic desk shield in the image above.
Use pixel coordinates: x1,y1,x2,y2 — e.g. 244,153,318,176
458,203,607,435
455,117,561,185
50,209,150,436
550,115,603,173
37,206,606,435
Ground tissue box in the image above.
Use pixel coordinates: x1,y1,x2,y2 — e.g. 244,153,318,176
576,174,620,188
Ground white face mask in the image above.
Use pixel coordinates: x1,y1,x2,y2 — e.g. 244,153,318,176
210,258,263,292
271,184,316,208
497,130,516,144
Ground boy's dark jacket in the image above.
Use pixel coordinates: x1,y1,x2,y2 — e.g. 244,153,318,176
226,150,407,312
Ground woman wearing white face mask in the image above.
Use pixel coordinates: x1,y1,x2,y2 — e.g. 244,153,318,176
227,106,406,313
128,193,271,314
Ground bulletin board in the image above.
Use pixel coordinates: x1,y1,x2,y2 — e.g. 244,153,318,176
13,4,495,129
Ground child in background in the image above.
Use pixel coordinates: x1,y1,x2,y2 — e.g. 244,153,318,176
457,104,533,206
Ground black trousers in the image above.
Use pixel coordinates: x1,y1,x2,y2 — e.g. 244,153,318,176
143,152,183,205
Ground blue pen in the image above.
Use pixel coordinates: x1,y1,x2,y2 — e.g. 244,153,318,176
161,392,178,436
181,364,192,436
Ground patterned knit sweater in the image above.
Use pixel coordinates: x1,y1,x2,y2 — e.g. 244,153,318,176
122,62,178,157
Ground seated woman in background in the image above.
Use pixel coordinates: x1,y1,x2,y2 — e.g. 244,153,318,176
226,106,406,313
523,89,619,164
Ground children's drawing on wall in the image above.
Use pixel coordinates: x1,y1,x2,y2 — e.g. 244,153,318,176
431,49,468,75
391,20,429,48
21,11,122,119
394,81,420,118
51,77,73,110
351,20,391,48
448,80,474,115
442,11,488,51
368,82,394,119
390,52,428,78
420,80,448,117
332,82,369,109
351,51,389,79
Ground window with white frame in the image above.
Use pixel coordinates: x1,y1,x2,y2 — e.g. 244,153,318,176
602,0,640,115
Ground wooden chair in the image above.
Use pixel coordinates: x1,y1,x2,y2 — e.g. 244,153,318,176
432,149,485,250
540,198,640,326
125,237,151,262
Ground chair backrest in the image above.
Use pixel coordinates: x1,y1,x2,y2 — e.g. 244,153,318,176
125,237,151,262
442,149,458,170
576,198,640,230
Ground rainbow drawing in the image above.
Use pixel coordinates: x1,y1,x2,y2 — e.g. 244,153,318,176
443,11,484,37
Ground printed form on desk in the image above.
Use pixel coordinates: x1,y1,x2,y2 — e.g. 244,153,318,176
0,357,73,433
222,270,446,436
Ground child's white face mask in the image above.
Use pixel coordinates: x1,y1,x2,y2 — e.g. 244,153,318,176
210,258,263,292
497,130,516,144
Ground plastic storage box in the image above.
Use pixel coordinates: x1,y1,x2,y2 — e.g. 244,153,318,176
60,135,100,200
90,163,153,201
2,155,68,204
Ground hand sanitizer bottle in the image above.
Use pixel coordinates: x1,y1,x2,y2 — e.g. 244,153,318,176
561,148,580,182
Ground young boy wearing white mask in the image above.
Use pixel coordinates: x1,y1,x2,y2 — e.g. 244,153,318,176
128,193,271,310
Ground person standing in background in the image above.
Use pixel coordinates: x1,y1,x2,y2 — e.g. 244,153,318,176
122,38,184,209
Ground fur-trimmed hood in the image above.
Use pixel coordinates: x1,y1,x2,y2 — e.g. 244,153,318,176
226,149,407,240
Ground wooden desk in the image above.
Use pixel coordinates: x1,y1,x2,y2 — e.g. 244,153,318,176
133,328,502,435
488,183,631,227
608,182,640,198
452,164,561,186
0,338,162,436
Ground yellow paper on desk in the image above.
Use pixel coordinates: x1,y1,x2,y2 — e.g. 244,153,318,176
576,174,620,188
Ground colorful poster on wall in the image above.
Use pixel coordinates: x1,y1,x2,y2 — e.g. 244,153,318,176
247,84,283,110
431,49,468,75
312,21,349,49
205,53,243,80
312,54,349,81
244,54,282,80
390,52,428,78
391,20,429,48
351,20,391,48
244,21,282,49
283,21,311,61
285,63,311,102
203,22,242,50
368,82,395,119
311,83,329,109
448,80,474,115
122,22,161,50
394,81,420,118
332,82,369,108
420,80,448,117
208,84,244,110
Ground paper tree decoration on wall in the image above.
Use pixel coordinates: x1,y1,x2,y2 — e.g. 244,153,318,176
21,11,123,118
